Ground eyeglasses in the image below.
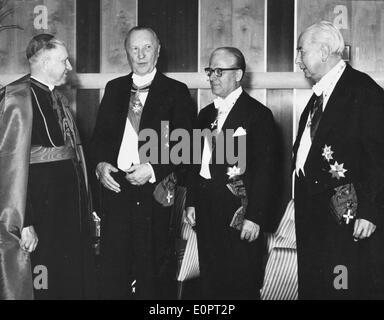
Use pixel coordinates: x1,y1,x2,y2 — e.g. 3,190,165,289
204,67,241,78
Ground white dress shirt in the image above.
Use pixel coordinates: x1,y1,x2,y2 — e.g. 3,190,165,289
295,60,346,176
200,86,243,179
117,68,157,182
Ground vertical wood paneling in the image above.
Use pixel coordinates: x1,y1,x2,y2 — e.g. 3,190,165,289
267,0,295,212
232,0,265,72
77,90,100,145
267,90,293,212
200,0,264,70
199,0,265,109
268,0,294,72
199,0,235,109
77,0,100,73
0,0,75,74
100,0,136,73
296,0,351,44
351,1,384,71
138,0,198,72
76,0,100,147
200,0,232,70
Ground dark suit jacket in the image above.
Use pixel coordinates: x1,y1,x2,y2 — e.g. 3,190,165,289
90,71,197,183
293,64,384,225
187,90,277,228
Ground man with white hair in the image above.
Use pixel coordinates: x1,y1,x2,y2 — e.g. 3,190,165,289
91,26,196,299
0,34,93,299
293,21,384,299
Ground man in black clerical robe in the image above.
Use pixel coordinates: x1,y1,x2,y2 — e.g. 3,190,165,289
0,34,94,299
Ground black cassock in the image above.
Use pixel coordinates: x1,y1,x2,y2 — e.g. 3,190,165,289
25,79,93,299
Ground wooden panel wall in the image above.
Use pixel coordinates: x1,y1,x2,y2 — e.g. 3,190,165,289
0,0,75,73
138,0,198,102
100,0,136,74
267,0,295,215
199,0,265,108
351,1,384,71
76,0,100,148
138,0,198,72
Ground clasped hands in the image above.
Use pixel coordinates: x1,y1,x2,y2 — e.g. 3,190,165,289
96,162,152,192
185,207,260,242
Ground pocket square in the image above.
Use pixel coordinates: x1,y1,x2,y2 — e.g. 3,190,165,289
233,127,247,137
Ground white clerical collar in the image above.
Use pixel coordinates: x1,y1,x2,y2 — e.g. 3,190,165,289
31,76,55,91
132,68,157,87
214,86,243,114
312,60,346,96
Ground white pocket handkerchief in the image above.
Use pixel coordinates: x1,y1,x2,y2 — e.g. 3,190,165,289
233,126,247,137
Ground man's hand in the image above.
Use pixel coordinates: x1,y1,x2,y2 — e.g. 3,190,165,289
240,219,260,242
125,164,152,186
185,207,196,227
353,218,376,241
96,162,120,193
20,226,38,253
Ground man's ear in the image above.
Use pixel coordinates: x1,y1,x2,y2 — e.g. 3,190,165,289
235,69,243,82
320,44,331,62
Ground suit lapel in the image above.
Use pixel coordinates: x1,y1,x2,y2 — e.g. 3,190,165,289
117,74,133,139
139,71,166,131
292,94,314,171
304,64,352,170
199,105,218,160
220,91,247,132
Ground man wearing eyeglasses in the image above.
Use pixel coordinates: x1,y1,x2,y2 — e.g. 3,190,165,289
185,47,278,299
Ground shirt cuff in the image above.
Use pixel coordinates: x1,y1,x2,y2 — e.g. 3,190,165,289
146,163,156,183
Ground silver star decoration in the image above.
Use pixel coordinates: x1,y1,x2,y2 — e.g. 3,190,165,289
322,145,334,162
329,161,347,180
227,165,241,179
